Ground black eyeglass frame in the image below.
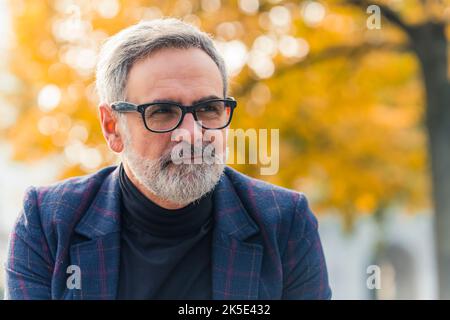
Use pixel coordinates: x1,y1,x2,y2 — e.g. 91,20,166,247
111,97,237,133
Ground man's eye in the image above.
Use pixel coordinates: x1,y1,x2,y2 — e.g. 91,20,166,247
198,104,222,113
155,106,172,113
149,105,177,116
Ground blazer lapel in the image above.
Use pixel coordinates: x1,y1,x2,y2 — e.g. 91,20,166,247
66,165,264,300
69,166,122,300
212,171,264,300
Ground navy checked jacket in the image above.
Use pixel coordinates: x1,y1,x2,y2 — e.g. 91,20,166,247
5,165,332,300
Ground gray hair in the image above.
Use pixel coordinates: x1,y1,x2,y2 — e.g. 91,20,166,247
95,18,228,106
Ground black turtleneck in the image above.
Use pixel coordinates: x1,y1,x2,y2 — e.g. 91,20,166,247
117,164,214,300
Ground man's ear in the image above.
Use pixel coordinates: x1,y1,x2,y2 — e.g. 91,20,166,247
98,102,125,153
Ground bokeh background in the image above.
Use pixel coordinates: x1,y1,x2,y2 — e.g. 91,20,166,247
0,0,449,299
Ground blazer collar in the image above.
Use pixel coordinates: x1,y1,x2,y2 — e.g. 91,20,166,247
212,166,260,240
74,165,260,241
70,165,263,300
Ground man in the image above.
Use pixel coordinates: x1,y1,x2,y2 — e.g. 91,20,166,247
5,18,331,300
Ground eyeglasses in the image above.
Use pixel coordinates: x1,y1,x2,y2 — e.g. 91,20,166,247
111,97,237,133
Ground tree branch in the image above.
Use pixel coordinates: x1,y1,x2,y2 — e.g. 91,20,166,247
346,0,416,37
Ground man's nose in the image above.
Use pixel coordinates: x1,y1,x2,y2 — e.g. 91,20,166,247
176,112,203,144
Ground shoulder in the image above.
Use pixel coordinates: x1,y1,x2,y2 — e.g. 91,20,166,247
30,165,116,206
223,166,318,235
224,166,300,198
19,165,118,232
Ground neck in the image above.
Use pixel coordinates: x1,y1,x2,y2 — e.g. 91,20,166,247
122,161,188,210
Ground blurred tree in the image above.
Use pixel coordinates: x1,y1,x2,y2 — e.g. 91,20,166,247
342,0,450,299
1,0,448,296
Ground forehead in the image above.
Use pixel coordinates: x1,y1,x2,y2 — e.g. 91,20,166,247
126,47,224,104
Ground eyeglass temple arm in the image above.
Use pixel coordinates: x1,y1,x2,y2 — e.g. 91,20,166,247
111,102,138,112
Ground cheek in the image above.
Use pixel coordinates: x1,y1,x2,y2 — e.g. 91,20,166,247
132,131,173,159
128,118,170,159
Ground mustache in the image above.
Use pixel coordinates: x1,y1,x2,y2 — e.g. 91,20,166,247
159,142,219,168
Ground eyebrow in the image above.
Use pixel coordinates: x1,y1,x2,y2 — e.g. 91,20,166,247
149,95,222,105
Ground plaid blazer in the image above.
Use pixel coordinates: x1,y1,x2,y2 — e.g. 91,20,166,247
5,165,331,300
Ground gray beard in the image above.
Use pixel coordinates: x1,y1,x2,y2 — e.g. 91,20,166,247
122,143,225,206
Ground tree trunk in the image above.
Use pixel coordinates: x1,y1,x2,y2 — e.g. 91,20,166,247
412,22,450,299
